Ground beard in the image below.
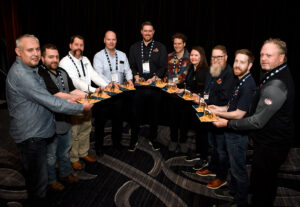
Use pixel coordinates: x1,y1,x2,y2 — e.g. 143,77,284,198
210,64,224,77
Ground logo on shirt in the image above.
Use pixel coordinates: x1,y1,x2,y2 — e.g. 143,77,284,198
153,48,159,53
216,78,222,84
264,98,273,105
234,89,239,96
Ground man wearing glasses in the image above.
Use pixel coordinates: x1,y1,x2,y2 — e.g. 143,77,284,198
196,45,237,190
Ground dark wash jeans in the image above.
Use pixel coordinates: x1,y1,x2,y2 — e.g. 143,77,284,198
224,131,249,205
17,137,49,205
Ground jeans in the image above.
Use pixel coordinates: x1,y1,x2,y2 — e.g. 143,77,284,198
208,130,229,180
224,131,249,205
47,129,73,184
17,137,49,201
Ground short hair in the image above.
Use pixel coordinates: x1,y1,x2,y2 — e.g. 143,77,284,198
141,21,154,30
172,33,187,43
235,49,255,63
191,46,208,71
41,43,58,57
212,45,227,55
16,34,39,49
263,38,287,62
70,35,85,44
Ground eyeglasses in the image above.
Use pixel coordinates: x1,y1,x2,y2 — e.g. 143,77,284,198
211,55,225,60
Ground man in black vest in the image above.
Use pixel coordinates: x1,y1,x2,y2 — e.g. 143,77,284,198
214,38,295,207
38,44,88,191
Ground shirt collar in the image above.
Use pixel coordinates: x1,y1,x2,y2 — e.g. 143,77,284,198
69,51,83,61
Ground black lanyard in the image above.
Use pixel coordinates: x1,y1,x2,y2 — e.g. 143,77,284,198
228,73,252,106
259,64,287,88
141,40,155,63
57,70,66,91
173,54,183,74
68,54,86,78
104,49,118,72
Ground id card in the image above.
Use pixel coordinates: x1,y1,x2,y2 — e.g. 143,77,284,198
172,77,178,83
142,61,150,74
112,73,119,82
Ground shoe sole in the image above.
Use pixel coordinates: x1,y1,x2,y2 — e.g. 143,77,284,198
128,148,136,152
213,191,234,199
192,163,208,171
185,157,201,162
196,172,216,177
207,181,227,190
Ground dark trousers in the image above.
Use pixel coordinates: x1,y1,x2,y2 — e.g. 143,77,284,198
17,137,49,206
250,143,290,207
225,131,249,205
93,96,124,150
130,87,162,144
194,123,209,160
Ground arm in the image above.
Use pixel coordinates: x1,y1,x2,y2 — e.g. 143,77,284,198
123,54,133,82
215,108,247,120
156,44,168,78
93,52,110,83
228,79,287,130
88,62,109,89
129,44,138,77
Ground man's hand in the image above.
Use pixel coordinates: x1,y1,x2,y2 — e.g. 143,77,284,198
82,100,93,111
134,75,140,83
127,79,134,87
213,117,228,128
146,76,156,84
192,93,200,103
176,88,184,94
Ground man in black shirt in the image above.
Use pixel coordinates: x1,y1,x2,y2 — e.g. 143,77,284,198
214,39,295,206
38,44,87,191
128,21,168,151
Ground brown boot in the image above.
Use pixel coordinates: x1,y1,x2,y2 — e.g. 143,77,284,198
49,181,65,191
72,160,83,170
81,155,96,162
60,173,79,184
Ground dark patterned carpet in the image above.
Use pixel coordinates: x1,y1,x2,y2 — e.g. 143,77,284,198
1,104,300,207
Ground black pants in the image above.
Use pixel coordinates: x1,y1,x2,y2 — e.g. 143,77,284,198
93,96,124,150
250,142,290,207
130,87,162,144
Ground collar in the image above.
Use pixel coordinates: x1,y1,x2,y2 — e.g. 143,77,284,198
68,51,83,61
16,57,38,72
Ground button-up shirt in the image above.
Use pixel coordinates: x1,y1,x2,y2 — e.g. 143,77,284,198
93,48,133,84
6,58,83,143
59,52,108,93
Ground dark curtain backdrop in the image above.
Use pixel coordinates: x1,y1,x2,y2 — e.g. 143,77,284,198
1,0,299,143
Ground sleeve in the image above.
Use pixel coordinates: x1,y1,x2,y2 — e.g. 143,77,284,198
93,52,110,83
129,44,138,76
123,54,133,81
88,60,109,89
38,68,59,95
228,79,287,130
18,73,83,115
156,44,168,78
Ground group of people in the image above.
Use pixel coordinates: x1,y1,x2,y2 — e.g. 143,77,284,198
6,20,294,207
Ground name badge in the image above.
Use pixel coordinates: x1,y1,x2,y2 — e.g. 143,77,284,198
172,77,178,83
204,94,209,100
142,61,150,74
111,73,119,82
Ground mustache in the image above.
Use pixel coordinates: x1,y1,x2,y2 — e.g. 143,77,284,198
72,49,83,56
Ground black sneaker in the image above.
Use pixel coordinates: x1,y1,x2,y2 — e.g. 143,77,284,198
214,187,234,200
192,159,208,170
149,141,160,151
128,142,138,152
185,153,201,162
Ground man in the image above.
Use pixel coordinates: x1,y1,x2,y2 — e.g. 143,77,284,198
93,30,133,154
38,43,87,191
128,21,168,151
214,39,294,207
209,49,256,206
166,33,190,152
6,34,93,206
59,35,109,170
196,45,237,189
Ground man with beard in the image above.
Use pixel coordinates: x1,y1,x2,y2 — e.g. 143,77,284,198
92,30,133,154
59,35,109,170
214,39,294,206
196,45,237,190
6,34,92,206
38,44,88,191
128,21,168,151
208,49,256,207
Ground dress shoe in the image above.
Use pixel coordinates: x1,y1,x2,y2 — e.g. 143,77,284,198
82,155,96,162
207,178,227,189
49,181,65,191
60,173,79,184
72,160,83,170
196,168,216,177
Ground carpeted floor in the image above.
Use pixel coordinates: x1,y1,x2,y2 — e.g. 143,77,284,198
1,104,300,207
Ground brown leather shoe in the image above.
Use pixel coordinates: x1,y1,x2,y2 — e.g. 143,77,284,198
207,178,227,189
49,181,65,191
60,173,79,184
82,155,96,163
196,168,216,177
72,160,83,170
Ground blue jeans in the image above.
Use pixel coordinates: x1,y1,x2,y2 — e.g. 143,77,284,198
207,130,229,180
17,137,48,200
47,129,73,184
225,131,249,205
